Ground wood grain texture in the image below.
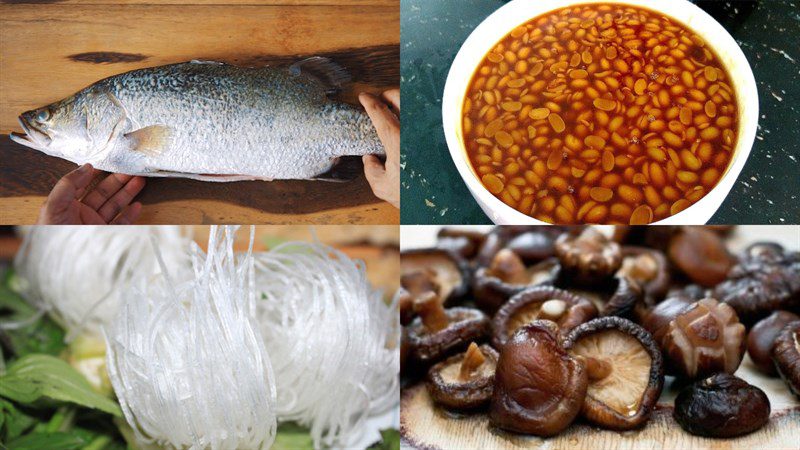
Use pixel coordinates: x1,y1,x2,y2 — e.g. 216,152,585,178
0,2,399,224
3,1,396,5
0,137,400,223
401,355,800,450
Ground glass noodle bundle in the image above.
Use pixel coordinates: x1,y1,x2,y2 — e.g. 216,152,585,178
13,226,190,340
104,226,277,450
254,241,400,448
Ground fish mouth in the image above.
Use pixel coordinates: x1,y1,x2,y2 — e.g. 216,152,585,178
11,114,51,150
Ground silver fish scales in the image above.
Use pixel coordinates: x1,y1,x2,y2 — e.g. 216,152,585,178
10,58,383,181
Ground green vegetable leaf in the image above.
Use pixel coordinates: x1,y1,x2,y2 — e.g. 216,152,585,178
262,235,289,250
0,286,66,358
272,422,313,450
367,428,400,450
1,399,37,440
0,355,121,417
6,431,89,450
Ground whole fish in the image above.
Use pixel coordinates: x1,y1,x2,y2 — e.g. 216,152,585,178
10,58,383,181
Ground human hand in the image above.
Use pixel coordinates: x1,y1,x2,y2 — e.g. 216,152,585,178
359,89,400,209
37,163,145,225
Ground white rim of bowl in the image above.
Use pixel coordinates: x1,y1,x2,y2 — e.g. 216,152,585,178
442,0,759,225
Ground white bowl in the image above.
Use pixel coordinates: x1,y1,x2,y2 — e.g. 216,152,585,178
442,0,758,224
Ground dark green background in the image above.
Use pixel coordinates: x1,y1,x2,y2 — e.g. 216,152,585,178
400,0,800,224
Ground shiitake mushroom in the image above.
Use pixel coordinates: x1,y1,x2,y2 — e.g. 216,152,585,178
660,298,746,379
668,227,736,287
436,228,486,260
555,228,622,285
473,250,560,313
617,246,670,305
397,287,415,326
401,248,470,304
562,275,643,320
563,317,663,430
489,321,587,436
773,320,800,397
406,292,489,364
714,242,800,325
491,286,597,349
427,342,499,409
747,311,800,376
640,292,695,344
475,226,576,267
674,373,770,438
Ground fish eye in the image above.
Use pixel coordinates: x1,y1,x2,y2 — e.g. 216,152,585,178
36,109,50,122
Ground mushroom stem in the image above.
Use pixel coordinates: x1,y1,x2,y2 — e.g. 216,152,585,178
414,291,449,332
489,249,528,284
539,299,567,321
401,269,440,297
583,356,613,381
459,342,486,381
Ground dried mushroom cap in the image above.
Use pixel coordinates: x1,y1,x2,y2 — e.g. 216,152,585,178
505,231,559,262
401,248,469,302
665,284,708,304
407,296,489,364
563,317,663,430
473,255,560,314
492,286,597,349
739,241,788,265
489,321,587,437
668,227,735,287
401,269,440,298
555,228,622,284
566,275,643,320
398,287,415,326
662,298,745,379
773,320,800,397
437,228,486,260
747,311,800,376
476,226,578,267
674,373,770,438
714,243,800,325
641,296,693,346
427,343,499,409
618,246,670,305
487,249,529,285
401,327,409,373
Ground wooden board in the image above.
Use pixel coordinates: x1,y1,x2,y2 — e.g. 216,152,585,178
401,378,800,450
0,1,399,224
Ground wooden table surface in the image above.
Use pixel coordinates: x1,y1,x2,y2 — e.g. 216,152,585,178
0,0,399,224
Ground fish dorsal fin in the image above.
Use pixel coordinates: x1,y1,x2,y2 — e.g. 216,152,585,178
289,56,351,93
124,125,174,157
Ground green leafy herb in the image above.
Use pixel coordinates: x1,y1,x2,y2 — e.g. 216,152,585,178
272,422,314,450
6,431,90,450
0,354,121,417
367,428,400,450
1,398,37,440
0,285,66,358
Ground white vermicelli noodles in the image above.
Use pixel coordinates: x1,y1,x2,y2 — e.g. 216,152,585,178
105,226,277,450
254,241,400,448
13,225,190,340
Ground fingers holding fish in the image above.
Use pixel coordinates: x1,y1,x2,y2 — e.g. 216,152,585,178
82,173,143,212
381,88,400,114
95,176,146,223
359,91,399,162
50,164,100,207
109,202,143,225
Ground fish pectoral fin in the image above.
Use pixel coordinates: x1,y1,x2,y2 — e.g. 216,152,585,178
312,156,362,182
124,125,174,157
289,56,351,94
